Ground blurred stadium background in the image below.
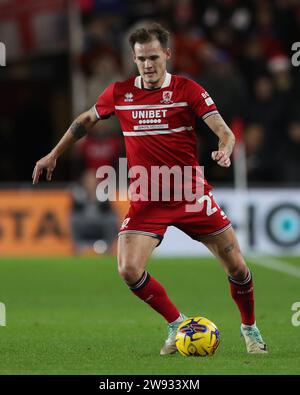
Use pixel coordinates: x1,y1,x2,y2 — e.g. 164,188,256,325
0,0,300,375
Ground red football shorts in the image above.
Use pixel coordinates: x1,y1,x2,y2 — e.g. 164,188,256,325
118,191,231,244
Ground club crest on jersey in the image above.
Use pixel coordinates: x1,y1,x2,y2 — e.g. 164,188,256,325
161,91,173,104
124,92,133,102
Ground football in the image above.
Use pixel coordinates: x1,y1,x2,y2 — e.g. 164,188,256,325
175,316,220,357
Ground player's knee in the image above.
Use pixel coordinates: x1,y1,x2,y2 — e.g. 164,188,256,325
117,257,143,285
227,261,248,280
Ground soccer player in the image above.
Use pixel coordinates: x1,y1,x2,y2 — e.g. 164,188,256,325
32,23,267,355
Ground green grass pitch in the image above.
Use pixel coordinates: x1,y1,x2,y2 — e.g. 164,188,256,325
0,256,299,375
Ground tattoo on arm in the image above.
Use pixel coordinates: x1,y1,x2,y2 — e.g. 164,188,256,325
224,244,234,254
70,121,87,140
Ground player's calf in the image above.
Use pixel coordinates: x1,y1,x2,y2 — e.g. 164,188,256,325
120,269,181,326
228,267,255,325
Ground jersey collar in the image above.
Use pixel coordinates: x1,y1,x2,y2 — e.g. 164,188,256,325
134,72,172,90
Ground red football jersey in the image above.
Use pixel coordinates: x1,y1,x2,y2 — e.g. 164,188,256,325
76,134,123,171
94,73,219,203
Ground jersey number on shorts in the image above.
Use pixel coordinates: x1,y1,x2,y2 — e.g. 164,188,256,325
197,193,218,216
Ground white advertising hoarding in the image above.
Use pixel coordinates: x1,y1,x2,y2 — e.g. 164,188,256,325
155,188,300,256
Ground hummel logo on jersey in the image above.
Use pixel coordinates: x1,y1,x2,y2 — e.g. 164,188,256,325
161,91,173,104
124,92,133,102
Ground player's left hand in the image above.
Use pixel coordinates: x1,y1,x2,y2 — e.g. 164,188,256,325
211,150,231,167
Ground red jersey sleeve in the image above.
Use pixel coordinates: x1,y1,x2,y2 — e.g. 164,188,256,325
186,79,219,120
94,83,115,119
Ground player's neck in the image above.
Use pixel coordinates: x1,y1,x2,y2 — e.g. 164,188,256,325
141,72,167,90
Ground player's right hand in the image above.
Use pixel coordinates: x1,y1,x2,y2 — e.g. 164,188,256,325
32,153,57,185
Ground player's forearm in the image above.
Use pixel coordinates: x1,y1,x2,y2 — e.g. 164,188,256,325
218,126,235,157
49,130,76,159
50,110,98,159
204,113,236,156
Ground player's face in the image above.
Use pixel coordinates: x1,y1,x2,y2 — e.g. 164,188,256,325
133,39,171,89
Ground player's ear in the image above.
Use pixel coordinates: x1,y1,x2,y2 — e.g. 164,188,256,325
132,50,137,64
165,47,171,60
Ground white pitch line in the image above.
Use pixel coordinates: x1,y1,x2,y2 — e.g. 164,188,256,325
248,255,300,279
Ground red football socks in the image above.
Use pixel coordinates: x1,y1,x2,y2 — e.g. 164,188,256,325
129,271,180,323
228,269,255,325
